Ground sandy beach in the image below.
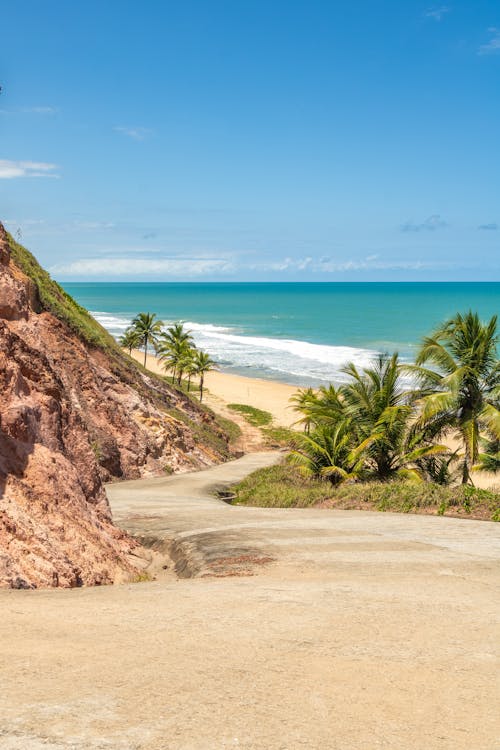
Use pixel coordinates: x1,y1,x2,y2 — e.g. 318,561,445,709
131,349,299,427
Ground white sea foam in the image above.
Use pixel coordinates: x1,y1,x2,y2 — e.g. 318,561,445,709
92,311,131,333
92,312,378,385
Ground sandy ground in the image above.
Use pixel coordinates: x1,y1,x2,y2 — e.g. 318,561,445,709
1,453,499,750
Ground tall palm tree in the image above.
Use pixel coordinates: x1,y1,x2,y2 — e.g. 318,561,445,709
132,312,164,367
161,322,194,350
156,322,195,383
412,311,500,484
119,326,141,355
192,350,216,402
184,352,198,392
177,346,196,387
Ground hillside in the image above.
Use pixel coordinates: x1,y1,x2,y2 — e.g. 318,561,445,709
0,222,232,588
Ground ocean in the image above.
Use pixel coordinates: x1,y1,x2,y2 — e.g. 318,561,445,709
62,282,500,387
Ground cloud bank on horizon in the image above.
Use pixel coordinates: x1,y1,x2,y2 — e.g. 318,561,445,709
1,0,498,281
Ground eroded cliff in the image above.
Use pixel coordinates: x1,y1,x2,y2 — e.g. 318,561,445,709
0,223,231,588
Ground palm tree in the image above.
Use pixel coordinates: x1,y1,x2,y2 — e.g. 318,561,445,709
156,323,195,383
177,346,196,388
132,312,164,367
339,353,445,481
412,311,500,484
119,326,141,355
290,387,318,433
288,422,364,486
161,322,194,350
184,352,198,392
192,350,216,402
476,437,500,474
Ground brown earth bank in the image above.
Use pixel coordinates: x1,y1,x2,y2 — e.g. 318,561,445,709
0,223,231,589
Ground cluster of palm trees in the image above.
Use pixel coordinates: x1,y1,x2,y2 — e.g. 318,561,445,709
289,312,500,487
119,312,215,401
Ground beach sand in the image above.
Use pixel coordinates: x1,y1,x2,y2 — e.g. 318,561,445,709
131,349,298,427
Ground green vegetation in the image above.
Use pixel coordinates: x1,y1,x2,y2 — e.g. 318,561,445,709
132,312,164,367
289,313,500,487
233,311,500,522
410,311,500,484
262,425,296,447
119,327,141,355
227,404,273,427
212,414,242,444
8,233,118,351
233,464,336,508
232,463,500,520
193,350,216,402
226,404,295,446
153,321,216,400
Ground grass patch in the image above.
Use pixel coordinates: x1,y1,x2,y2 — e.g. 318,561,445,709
227,403,273,427
233,464,335,508
214,414,242,444
233,463,500,520
8,233,119,351
262,426,296,448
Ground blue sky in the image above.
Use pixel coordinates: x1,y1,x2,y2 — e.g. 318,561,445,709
1,0,499,280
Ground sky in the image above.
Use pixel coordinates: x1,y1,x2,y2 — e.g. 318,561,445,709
0,0,499,281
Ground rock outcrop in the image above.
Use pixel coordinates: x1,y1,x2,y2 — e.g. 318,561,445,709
0,224,230,588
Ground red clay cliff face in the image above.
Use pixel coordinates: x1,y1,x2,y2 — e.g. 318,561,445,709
0,224,229,588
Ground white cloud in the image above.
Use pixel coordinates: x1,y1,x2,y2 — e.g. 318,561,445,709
22,106,58,114
479,28,500,55
401,214,447,232
50,256,235,277
251,255,446,273
424,6,450,21
113,126,152,141
73,221,115,230
0,160,60,179
0,106,58,115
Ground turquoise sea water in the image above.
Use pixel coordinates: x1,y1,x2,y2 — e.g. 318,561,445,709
63,282,500,386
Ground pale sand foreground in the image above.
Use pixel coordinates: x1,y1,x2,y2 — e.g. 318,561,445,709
1,453,499,750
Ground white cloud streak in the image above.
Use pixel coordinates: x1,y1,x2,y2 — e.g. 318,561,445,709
401,214,447,232
479,28,500,55
23,106,58,114
0,160,60,179
113,126,152,141
50,257,235,277
51,253,450,278
424,6,450,21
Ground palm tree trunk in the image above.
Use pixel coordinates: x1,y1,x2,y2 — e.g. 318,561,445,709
187,375,191,392
200,374,204,402
143,334,148,368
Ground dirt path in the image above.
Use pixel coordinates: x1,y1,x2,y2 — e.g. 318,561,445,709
1,454,499,750
204,391,267,452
